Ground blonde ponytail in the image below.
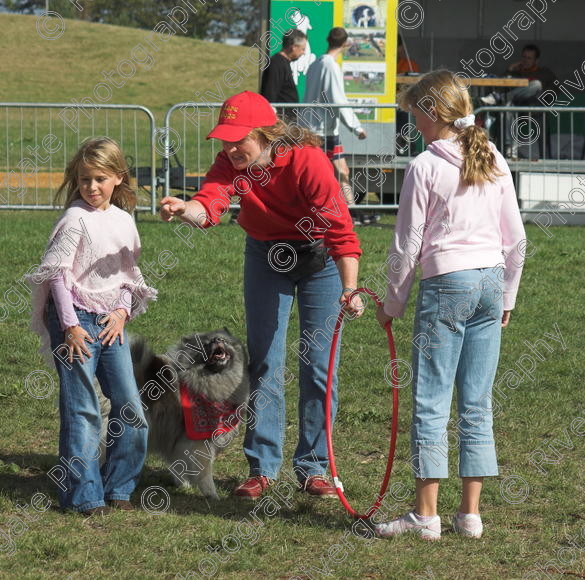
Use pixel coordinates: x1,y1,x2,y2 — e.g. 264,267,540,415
458,125,502,186
399,70,503,186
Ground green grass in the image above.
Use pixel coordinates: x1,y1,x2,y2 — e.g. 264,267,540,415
0,212,584,579
0,14,258,115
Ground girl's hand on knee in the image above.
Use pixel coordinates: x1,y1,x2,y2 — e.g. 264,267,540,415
98,309,128,346
501,310,511,328
376,304,393,329
64,326,93,363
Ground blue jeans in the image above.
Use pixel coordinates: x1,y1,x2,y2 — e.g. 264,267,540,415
47,302,148,511
243,237,342,481
410,267,503,479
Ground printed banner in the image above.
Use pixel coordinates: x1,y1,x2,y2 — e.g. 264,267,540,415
268,0,397,123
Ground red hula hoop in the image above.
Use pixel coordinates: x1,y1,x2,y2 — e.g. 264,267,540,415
325,287,399,520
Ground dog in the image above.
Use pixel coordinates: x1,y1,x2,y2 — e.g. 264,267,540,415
100,328,249,500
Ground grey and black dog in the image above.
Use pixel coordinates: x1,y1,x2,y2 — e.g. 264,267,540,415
100,329,249,500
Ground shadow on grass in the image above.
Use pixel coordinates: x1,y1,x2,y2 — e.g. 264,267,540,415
0,454,360,529
0,453,57,508
138,470,357,529
171,477,366,530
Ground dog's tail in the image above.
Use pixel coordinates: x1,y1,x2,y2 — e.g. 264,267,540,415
129,335,169,406
130,335,157,388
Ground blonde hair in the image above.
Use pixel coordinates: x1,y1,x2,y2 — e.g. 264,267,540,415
250,120,322,155
398,69,502,186
55,137,136,212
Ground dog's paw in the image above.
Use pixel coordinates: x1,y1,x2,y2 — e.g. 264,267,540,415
174,480,193,489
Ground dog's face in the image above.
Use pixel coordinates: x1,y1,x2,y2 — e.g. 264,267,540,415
163,328,248,404
181,329,240,374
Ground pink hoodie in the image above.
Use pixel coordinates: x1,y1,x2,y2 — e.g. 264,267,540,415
383,139,526,318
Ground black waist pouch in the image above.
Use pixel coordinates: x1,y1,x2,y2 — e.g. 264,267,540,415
265,239,328,282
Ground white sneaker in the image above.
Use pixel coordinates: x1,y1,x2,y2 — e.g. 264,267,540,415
452,512,483,538
375,511,441,541
480,91,503,106
505,144,518,160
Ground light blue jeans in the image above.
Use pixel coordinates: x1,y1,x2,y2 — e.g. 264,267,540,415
243,237,342,481
410,267,503,479
47,302,148,512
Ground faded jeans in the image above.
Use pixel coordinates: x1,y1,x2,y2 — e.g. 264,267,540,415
410,267,503,479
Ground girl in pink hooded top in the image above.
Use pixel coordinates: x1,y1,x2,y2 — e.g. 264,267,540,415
375,70,526,540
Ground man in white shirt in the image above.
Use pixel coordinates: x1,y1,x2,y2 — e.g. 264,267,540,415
302,27,367,224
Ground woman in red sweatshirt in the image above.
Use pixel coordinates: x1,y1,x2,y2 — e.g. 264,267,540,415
160,91,363,500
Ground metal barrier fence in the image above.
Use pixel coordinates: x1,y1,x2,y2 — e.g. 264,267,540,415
0,103,157,213
475,105,585,216
163,102,585,219
2,101,584,220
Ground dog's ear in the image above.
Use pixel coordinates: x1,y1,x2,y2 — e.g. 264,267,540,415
222,326,231,335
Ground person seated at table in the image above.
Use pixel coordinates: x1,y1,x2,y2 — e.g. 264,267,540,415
482,44,556,159
481,44,556,107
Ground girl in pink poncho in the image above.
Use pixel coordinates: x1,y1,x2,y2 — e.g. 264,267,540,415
29,137,156,515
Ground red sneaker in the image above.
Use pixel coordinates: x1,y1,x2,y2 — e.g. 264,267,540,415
300,475,338,498
233,476,273,499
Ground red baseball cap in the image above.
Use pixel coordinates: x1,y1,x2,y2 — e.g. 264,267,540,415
207,91,278,141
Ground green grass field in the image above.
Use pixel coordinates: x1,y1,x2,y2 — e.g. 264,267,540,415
0,13,259,205
1,10,585,580
0,211,584,579
0,14,258,116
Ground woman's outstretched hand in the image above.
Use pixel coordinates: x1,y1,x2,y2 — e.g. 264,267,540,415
160,196,186,222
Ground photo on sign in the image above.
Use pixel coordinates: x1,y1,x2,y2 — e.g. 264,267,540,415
347,97,378,121
344,0,387,31
345,31,386,61
343,61,386,95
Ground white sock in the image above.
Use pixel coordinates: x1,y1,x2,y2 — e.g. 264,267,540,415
414,511,437,523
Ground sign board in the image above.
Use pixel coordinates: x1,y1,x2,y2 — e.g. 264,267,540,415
267,0,398,126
